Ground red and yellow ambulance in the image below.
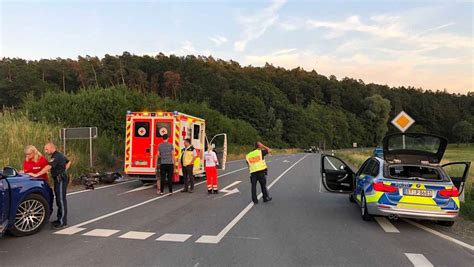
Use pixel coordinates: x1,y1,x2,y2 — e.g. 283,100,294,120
124,111,227,183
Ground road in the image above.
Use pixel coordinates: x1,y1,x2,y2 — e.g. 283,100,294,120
0,154,473,266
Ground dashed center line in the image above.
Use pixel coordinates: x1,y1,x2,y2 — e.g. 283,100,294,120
375,217,400,233
156,233,192,242
119,231,155,240
404,253,433,267
83,229,120,237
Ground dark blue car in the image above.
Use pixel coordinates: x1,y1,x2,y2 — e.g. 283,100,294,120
1,167,53,237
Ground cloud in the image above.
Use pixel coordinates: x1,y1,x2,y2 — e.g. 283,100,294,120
179,40,195,54
307,15,404,39
243,48,472,94
233,0,286,52
210,36,228,46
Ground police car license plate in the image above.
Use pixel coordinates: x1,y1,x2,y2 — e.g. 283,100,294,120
403,188,433,197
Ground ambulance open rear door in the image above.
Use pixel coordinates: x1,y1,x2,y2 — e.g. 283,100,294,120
209,133,227,170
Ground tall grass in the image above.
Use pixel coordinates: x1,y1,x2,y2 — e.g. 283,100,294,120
0,112,122,179
335,145,474,221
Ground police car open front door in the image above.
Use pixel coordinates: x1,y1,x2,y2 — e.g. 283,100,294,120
0,177,9,235
210,133,227,170
320,155,355,193
442,161,471,200
131,118,153,170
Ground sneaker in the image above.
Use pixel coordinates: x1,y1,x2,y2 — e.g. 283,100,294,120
263,197,272,203
158,192,164,196
208,190,213,194
53,224,67,230
189,189,194,193
253,201,258,204
213,189,219,194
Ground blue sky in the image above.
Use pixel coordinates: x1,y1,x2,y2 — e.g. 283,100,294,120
1,0,473,93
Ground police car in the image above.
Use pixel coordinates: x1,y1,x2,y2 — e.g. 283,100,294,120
321,133,470,226
1,167,53,237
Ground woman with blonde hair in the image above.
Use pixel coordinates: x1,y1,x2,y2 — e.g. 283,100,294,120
23,145,49,181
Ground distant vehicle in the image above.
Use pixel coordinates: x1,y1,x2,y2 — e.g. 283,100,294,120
304,146,318,153
124,111,227,183
373,147,383,158
1,167,53,237
321,133,470,226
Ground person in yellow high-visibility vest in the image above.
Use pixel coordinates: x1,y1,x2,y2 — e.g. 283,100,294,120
181,138,197,193
245,141,272,204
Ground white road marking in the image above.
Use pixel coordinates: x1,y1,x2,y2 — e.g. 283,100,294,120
403,219,474,251
54,227,86,235
119,184,155,195
195,155,308,244
404,253,433,267
119,231,155,240
375,217,400,233
67,180,137,196
82,229,120,237
58,166,249,231
156,233,192,242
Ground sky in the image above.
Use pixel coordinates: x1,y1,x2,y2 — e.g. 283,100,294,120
1,0,473,94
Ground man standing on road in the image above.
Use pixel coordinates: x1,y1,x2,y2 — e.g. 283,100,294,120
157,134,174,195
245,141,272,204
28,142,71,229
181,138,197,193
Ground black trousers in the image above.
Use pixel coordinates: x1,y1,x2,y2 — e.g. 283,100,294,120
250,171,269,203
53,172,68,225
159,164,174,193
182,165,194,191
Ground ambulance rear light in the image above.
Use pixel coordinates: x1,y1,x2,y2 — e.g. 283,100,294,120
439,187,459,197
446,211,458,214
373,182,397,193
143,112,149,116
126,110,131,114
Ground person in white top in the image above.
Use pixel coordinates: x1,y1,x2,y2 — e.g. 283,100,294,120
204,147,219,194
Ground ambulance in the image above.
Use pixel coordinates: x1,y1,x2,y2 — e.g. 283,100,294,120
124,111,227,183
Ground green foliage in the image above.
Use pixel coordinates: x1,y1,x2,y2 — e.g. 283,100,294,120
361,94,391,145
1,53,473,149
452,121,473,144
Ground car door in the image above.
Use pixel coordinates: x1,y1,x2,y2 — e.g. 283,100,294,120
354,159,373,201
0,177,10,235
209,133,227,170
441,161,471,199
320,155,355,193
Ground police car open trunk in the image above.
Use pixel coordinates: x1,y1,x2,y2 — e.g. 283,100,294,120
381,133,469,209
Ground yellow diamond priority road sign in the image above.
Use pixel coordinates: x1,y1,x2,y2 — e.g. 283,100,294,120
391,111,415,132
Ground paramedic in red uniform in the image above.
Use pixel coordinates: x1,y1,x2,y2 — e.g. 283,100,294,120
23,145,49,181
204,146,219,194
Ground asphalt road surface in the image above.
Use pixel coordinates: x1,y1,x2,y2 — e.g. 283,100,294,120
1,154,473,266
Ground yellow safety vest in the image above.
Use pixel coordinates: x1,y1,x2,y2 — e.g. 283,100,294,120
246,149,267,174
182,147,195,166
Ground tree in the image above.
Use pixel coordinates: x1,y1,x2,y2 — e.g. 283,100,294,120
452,121,473,144
361,94,391,146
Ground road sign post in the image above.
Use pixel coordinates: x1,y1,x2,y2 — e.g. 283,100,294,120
391,111,415,149
60,127,98,169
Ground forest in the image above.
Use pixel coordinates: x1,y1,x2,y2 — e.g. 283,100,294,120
1,52,473,150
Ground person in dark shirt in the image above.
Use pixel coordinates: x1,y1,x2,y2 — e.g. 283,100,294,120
29,142,71,229
157,134,175,195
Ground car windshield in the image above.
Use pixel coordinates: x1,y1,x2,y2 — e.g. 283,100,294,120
388,165,443,181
